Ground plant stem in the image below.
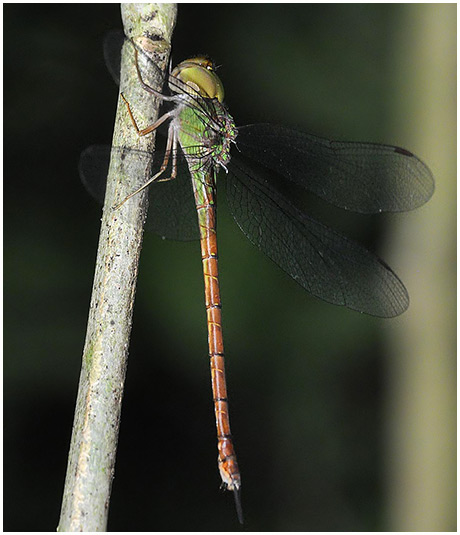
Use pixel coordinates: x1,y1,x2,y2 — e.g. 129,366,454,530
57,4,177,531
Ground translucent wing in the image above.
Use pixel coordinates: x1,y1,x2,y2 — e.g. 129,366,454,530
226,153,409,317
103,29,170,92
103,29,124,85
80,144,199,241
236,123,434,213
102,29,217,116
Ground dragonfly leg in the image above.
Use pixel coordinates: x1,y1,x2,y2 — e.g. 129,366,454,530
121,93,175,137
151,124,177,183
132,47,177,103
163,130,178,182
114,126,177,209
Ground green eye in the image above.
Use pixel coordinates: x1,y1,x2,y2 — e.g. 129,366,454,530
172,57,225,102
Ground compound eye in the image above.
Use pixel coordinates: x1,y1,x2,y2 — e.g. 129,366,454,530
186,56,215,71
172,57,225,102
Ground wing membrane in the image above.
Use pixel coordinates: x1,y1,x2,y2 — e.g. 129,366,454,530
103,29,221,120
226,154,409,317
236,123,434,213
79,144,199,241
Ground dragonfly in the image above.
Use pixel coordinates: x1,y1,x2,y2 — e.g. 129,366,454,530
80,32,434,524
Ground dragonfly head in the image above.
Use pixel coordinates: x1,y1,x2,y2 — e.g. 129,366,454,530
171,56,225,102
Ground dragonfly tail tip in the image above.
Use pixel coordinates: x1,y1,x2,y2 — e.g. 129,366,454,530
233,487,244,524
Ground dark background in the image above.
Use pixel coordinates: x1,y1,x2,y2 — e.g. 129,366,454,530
4,4,455,531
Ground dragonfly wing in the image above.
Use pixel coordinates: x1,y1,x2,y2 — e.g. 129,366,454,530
146,149,199,241
103,29,174,95
79,144,199,241
236,124,434,214
80,145,113,203
226,154,409,317
103,29,124,85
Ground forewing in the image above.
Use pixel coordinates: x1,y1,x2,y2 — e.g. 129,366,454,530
102,30,209,108
79,144,199,241
103,30,169,91
226,154,409,317
236,124,434,213
103,29,124,85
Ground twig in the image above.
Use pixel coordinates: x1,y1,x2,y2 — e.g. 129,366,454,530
57,4,177,531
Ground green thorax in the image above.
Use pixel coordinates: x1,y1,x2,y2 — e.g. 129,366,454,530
170,57,237,178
